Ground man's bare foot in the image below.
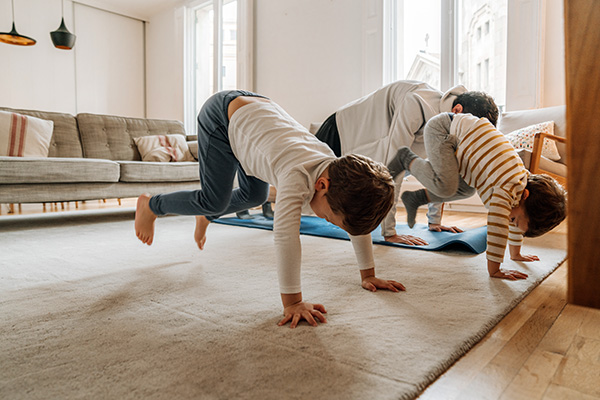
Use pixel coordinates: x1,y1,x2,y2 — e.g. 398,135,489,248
135,194,157,245
194,215,210,250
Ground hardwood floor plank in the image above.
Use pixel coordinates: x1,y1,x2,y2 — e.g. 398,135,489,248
499,350,563,400
543,384,600,400
537,304,588,355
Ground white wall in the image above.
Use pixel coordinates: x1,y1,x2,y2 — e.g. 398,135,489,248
253,0,365,128
145,6,185,122
542,0,565,107
0,0,145,117
0,0,77,113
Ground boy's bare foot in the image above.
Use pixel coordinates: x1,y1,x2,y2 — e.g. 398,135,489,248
135,194,157,245
194,215,210,250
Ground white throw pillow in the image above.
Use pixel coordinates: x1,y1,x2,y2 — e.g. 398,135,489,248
505,121,561,161
0,110,54,157
134,134,195,162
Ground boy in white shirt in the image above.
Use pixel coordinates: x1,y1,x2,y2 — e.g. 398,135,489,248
388,112,567,279
135,90,403,328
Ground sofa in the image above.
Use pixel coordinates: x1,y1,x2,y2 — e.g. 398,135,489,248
0,107,202,206
497,104,567,186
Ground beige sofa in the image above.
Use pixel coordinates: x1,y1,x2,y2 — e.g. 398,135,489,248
0,107,201,205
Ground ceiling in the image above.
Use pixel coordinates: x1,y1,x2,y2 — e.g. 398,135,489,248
76,0,184,21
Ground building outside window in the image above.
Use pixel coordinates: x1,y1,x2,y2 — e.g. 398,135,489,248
391,0,507,110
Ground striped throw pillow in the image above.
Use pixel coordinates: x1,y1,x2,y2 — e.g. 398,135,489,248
0,110,54,157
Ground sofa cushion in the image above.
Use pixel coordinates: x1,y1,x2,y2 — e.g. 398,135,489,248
0,107,83,158
0,156,119,184
0,111,54,157
118,161,200,182
77,113,186,161
134,134,195,162
498,105,566,163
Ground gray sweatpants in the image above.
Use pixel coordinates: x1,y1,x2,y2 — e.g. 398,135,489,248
409,113,475,203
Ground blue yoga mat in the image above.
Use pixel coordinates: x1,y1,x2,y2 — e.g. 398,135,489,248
213,214,487,254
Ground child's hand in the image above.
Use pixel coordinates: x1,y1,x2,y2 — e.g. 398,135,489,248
490,269,529,280
509,244,539,262
278,302,327,329
488,260,528,280
510,253,540,262
361,276,406,292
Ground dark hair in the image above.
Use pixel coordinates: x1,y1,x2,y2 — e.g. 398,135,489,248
326,154,395,236
523,174,567,237
453,91,499,127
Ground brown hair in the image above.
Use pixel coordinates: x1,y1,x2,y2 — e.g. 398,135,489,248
326,154,395,236
453,91,499,127
523,174,567,237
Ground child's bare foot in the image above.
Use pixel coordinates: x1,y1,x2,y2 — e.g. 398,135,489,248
194,216,210,250
135,194,157,245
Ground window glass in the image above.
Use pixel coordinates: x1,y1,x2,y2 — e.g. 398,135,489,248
222,0,237,91
457,0,507,109
192,0,237,116
194,3,214,113
392,0,507,109
395,0,441,89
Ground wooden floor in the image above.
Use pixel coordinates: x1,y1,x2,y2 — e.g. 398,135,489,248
2,201,599,400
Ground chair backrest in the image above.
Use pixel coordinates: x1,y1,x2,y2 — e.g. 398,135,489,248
498,105,567,164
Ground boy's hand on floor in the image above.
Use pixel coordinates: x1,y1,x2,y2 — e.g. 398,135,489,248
384,234,428,246
487,260,528,280
490,269,529,280
361,276,406,292
278,302,327,329
510,253,540,262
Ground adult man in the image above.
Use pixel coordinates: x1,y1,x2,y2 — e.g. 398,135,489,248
314,80,498,244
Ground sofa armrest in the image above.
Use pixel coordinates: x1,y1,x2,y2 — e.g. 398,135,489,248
530,132,567,186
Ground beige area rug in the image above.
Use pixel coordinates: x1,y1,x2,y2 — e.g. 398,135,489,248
0,209,567,400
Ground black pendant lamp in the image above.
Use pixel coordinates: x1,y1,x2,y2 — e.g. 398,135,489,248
50,0,75,50
0,0,36,46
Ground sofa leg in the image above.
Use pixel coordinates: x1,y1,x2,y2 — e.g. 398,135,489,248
75,202,79,209
8,204,14,214
118,198,122,205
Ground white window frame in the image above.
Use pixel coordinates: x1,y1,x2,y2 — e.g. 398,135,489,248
183,0,253,135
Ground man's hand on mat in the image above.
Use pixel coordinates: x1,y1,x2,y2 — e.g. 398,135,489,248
278,301,327,329
428,223,463,233
488,261,528,280
361,276,406,292
384,234,428,246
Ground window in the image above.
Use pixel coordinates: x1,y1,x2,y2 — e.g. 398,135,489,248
185,0,252,134
388,0,507,109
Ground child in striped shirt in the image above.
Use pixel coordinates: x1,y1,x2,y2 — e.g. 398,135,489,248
387,112,566,280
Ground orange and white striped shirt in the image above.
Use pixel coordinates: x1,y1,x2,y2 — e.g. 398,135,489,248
450,114,528,263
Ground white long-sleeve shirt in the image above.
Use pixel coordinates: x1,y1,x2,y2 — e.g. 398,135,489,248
229,101,375,294
450,114,528,263
335,80,467,235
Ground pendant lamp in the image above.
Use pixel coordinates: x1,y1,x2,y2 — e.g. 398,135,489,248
50,0,75,50
0,0,36,46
